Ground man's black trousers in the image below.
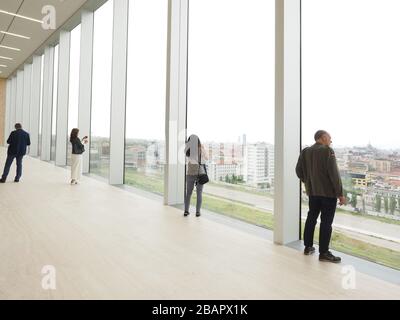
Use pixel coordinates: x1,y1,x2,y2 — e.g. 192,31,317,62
304,196,337,254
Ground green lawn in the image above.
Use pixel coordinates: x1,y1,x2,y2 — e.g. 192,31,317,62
197,195,274,230
124,168,164,195
330,231,400,270
90,162,110,180
209,181,274,199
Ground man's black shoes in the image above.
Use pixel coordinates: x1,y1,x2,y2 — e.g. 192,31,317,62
184,211,190,217
319,251,341,263
14,179,19,183
304,246,315,255
0,178,5,183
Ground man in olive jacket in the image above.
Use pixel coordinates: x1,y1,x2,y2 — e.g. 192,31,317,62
296,130,346,263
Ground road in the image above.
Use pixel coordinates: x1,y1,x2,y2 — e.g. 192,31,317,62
204,184,400,251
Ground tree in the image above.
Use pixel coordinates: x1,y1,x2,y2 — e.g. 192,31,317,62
231,174,237,184
375,195,381,212
384,196,389,214
390,196,397,215
225,175,229,183
344,190,350,204
350,192,357,209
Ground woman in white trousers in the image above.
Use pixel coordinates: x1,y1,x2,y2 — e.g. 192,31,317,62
71,153,82,183
70,128,88,184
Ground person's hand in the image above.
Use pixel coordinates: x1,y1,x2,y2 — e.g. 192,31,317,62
338,196,346,206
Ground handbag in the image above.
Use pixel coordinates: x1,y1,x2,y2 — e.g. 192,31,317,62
197,149,209,185
72,139,85,155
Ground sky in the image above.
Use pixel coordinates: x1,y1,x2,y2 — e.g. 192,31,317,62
187,0,275,144
91,0,113,139
66,0,400,149
302,0,400,149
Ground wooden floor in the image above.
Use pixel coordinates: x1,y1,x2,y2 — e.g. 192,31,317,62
0,149,399,300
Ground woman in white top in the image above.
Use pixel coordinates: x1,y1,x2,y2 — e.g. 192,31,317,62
184,134,208,217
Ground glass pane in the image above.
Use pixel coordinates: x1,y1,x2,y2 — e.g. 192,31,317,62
38,55,44,157
124,0,168,196
187,0,275,227
51,45,59,161
67,25,81,166
303,0,400,270
90,0,113,179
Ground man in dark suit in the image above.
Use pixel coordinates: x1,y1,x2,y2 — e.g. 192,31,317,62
0,123,31,183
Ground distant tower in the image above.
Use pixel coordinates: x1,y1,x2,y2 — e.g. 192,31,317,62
242,134,247,158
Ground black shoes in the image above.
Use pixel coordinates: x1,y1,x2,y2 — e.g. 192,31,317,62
0,178,20,183
319,251,341,263
304,247,341,263
304,246,315,255
184,211,201,217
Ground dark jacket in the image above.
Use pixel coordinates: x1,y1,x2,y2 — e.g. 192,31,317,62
7,129,31,156
296,143,343,198
70,137,85,155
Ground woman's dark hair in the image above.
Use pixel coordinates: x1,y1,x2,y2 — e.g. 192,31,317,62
186,135,201,157
70,128,79,142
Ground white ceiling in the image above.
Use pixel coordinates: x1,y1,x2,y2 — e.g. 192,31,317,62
0,0,88,79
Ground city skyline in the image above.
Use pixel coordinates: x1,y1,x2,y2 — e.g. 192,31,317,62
93,134,400,153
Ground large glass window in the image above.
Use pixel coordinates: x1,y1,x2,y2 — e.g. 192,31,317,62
124,0,168,195
90,0,113,179
67,25,81,166
186,0,275,228
303,0,400,270
38,54,44,157
51,45,59,161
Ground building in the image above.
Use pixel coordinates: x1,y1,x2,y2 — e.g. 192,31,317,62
146,141,165,169
125,145,146,169
370,159,392,173
349,172,370,188
244,142,274,187
208,162,243,181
